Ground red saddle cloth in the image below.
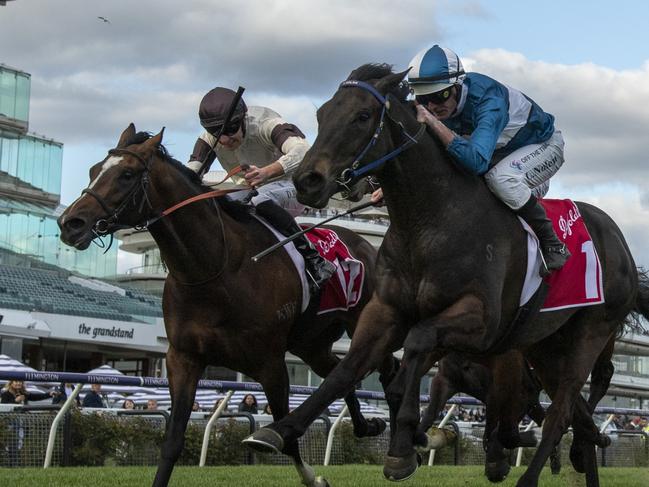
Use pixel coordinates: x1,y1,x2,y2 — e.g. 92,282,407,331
303,227,365,315
539,199,604,312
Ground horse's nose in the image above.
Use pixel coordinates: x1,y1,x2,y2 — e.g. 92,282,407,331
293,170,326,196
57,214,87,239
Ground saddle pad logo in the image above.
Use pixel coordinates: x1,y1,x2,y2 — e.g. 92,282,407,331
540,199,604,312
303,227,365,315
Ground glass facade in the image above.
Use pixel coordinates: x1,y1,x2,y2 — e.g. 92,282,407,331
0,131,62,195
0,65,30,124
0,64,117,277
0,204,117,277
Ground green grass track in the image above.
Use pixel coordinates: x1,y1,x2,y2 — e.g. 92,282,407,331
2,465,648,487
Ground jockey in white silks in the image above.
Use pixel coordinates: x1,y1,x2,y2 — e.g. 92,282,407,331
187,87,335,292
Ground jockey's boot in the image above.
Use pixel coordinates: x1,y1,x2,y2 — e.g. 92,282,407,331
516,195,571,277
255,200,336,294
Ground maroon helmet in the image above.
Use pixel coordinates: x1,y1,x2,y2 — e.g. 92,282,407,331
199,87,247,134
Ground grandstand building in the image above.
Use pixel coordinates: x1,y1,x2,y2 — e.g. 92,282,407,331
0,63,164,375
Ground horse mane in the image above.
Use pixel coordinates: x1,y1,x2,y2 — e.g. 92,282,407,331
346,63,410,102
124,131,254,222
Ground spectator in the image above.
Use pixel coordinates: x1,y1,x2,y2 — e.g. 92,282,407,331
1,380,54,467
1,380,54,405
238,394,258,414
263,403,272,415
146,399,159,411
192,401,201,412
122,399,135,410
81,384,106,408
51,382,80,406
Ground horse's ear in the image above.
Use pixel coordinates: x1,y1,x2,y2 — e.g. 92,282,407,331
144,127,165,150
375,68,411,95
117,123,137,148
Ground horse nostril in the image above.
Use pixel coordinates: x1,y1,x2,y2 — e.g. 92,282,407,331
296,171,325,192
64,217,87,231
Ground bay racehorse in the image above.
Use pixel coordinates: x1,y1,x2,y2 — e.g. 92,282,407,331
245,64,649,487
57,124,397,487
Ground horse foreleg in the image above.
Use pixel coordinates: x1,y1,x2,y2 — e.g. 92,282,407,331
384,345,438,481
297,345,386,439
153,347,203,487
257,361,329,487
243,296,405,454
377,355,401,441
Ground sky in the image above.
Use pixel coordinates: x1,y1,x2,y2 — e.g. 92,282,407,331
1,0,648,272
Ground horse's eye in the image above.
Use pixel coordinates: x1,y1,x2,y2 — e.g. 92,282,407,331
120,171,135,180
358,112,371,122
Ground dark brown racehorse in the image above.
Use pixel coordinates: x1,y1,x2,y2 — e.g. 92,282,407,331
245,64,649,487
57,124,397,487
419,350,562,480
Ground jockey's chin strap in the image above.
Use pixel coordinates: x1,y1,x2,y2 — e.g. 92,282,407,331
82,147,246,252
335,80,426,191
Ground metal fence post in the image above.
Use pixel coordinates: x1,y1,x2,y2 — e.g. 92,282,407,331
199,390,234,467
324,404,348,466
44,383,82,468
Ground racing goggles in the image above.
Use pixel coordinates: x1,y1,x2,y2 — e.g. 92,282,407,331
208,118,242,137
416,87,453,106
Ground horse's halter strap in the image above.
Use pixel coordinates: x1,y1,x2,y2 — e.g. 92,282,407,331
82,148,245,250
336,80,426,188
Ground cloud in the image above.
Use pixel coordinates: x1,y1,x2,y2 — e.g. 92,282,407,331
4,1,649,270
468,49,649,187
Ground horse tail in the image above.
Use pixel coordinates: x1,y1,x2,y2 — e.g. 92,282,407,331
625,267,649,335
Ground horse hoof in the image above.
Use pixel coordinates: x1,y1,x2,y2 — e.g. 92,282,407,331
413,430,429,452
242,428,284,454
355,417,387,438
597,433,611,448
368,417,387,437
414,426,453,453
518,430,538,448
383,453,419,482
314,477,330,487
485,460,510,483
550,455,561,475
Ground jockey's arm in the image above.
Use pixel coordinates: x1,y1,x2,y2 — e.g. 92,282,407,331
244,136,310,187
415,104,456,148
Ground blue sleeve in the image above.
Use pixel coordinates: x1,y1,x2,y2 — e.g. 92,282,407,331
446,95,509,175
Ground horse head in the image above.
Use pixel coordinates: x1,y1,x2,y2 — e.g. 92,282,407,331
58,123,165,249
293,64,410,208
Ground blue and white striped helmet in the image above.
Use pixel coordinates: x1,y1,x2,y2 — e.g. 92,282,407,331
408,45,466,96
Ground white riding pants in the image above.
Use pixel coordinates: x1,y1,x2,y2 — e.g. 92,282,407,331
230,179,305,217
484,130,565,210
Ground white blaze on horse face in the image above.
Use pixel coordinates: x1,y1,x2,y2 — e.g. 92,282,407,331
65,155,125,217
88,155,124,189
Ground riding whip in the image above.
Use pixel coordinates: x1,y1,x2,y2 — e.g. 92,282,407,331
197,86,246,178
251,200,377,262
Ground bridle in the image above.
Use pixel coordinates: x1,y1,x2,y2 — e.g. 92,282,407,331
82,148,154,240
82,148,244,238
335,80,426,191
79,146,244,285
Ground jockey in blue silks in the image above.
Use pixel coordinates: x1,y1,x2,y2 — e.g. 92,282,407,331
407,45,570,275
